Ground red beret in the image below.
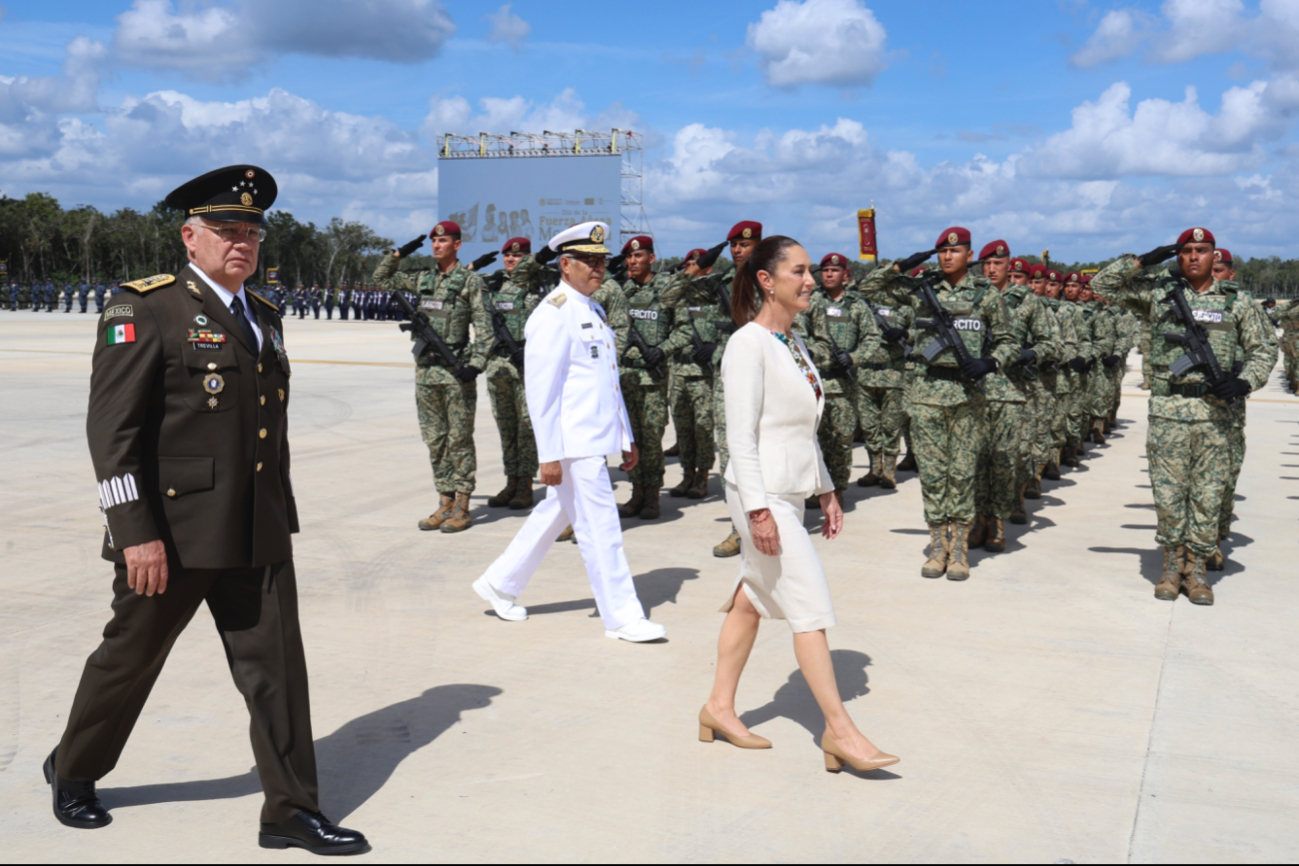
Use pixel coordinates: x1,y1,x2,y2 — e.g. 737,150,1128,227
431,220,461,239
937,226,972,248
979,240,1010,260
1028,264,1047,279
1010,257,1029,273
728,221,762,242
502,237,531,254
1081,274,1093,284
1214,248,1233,264
820,253,849,269
1066,272,1081,283
622,235,654,254
1176,227,1215,246
684,248,706,262
1047,269,1063,282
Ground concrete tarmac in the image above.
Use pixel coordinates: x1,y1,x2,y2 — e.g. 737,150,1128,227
2,312,1297,863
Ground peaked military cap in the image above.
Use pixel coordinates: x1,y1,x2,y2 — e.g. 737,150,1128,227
936,226,972,249
548,221,611,255
1177,227,1215,246
502,237,531,254
431,220,462,239
728,221,762,242
622,236,654,254
165,164,276,224
979,240,1010,260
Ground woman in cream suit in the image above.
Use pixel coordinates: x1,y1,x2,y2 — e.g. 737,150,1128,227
698,235,899,774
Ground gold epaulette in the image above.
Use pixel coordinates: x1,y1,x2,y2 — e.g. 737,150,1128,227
547,291,567,308
247,289,279,311
121,274,175,293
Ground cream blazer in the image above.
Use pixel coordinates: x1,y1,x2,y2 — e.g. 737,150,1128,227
721,322,834,515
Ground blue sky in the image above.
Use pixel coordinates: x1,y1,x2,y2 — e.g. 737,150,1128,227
1,0,1297,261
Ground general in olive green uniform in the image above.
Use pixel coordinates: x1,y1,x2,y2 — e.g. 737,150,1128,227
373,220,491,533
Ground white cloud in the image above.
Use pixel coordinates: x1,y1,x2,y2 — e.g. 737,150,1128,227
1152,0,1247,64
421,88,642,139
1069,9,1152,68
747,0,887,88
110,0,455,80
0,35,104,158
485,4,530,50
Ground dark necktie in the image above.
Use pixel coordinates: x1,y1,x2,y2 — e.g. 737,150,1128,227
230,295,260,352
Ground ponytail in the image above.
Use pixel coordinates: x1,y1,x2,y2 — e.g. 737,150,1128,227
730,235,801,328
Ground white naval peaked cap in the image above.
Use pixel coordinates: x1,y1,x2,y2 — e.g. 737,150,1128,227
548,221,612,255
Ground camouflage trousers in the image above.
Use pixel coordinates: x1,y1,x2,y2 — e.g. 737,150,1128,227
974,400,1026,519
1107,360,1125,414
856,384,905,456
671,375,715,473
1147,416,1232,558
1221,421,1246,539
624,378,668,488
1087,364,1113,418
487,375,538,479
714,378,729,476
1140,328,1152,384
1031,377,1058,473
1065,374,1087,447
911,401,985,525
415,381,477,495
817,385,859,490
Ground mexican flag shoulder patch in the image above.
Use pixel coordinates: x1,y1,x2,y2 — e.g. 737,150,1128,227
106,323,136,345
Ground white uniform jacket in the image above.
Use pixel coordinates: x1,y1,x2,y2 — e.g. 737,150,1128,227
524,280,634,463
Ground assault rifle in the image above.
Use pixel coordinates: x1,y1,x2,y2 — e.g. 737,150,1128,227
625,318,667,381
870,305,912,358
912,273,985,392
392,290,466,375
482,288,524,373
1161,275,1241,421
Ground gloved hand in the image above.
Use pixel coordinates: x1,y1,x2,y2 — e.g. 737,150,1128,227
1017,347,1037,367
882,326,908,344
961,356,996,379
1102,353,1120,368
692,342,717,367
695,241,728,270
1210,376,1251,401
469,251,498,271
397,235,425,258
1068,357,1089,374
509,347,525,368
1138,243,1179,269
534,245,558,265
896,248,938,273
455,365,481,383
640,345,666,368
1086,359,1097,372
833,348,855,371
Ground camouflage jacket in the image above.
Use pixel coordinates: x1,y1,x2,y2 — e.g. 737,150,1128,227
662,269,740,370
482,256,548,381
857,279,916,389
1092,254,1278,422
1083,301,1118,363
982,283,1063,403
372,255,491,386
806,289,882,395
613,271,693,386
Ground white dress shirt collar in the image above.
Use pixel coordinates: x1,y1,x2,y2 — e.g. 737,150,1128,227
193,264,263,351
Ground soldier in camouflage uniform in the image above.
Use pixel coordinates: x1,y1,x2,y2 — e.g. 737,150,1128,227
482,237,549,512
806,253,881,503
972,244,1062,550
373,221,491,534
866,228,1016,581
611,236,692,520
1092,228,1277,605
856,259,915,490
1078,281,1118,446
666,248,718,500
1053,272,1092,467
1276,297,1299,391
1208,248,1249,570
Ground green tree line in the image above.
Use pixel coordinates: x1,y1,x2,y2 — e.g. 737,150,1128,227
0,192,393,288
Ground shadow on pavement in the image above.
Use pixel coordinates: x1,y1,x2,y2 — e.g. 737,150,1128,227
101,684,502,822
739,649,872,737
1090,546,1162,586
522,567,701,620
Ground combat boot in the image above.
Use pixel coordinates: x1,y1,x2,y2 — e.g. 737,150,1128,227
879,454,898,490
1010,485,1029,525
487,476,518,508
921,524,949,578
440,493,473,533
984,517,1006,552
897,450,918,472
1091,419,1107,445
664,442,680,458
967,515,987,548
508,477,533,510
713,526,741,558
638,488,661,520
669,468,695,498
1183,554,1214,605
1061,446,1080,467
418,494,454,531
1140,378,1151,390
947,525,971,581
1024,474,1042,500
1155,546,1182,600
688,470,709,500
1043,458,1062,481
856,454,881,487
618,485,646,518
1207,541,1225,571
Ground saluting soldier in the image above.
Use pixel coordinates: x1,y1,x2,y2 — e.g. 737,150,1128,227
1207,247,1247,570
46,165,367,855
373,222,491,533
665,248,719,500
855,256,915,490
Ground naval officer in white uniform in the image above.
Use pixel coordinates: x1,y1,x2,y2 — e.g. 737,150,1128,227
473,222,667,643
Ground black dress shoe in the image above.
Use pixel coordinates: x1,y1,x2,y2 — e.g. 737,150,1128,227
44,748,111,829
259,811,368,856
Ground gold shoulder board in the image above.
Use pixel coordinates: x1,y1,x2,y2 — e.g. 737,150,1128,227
121,274,175,293
547,292,567,308
247,289,279,311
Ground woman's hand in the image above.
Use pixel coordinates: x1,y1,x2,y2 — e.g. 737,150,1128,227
819,492,843,540
748,508,780,557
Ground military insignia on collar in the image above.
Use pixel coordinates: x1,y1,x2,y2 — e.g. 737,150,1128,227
186,280,201,298
742,228,752,239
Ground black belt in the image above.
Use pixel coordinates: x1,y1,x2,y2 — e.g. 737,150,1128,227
861,361,901,371
921,365,964,382
1169,382,1211,398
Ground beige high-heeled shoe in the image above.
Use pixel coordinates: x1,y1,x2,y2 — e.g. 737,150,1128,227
821,733,899,773
698,707,772,749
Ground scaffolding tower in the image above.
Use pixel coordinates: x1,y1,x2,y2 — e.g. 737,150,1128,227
438,129,651,245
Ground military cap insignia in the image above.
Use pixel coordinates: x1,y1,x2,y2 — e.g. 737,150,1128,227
630,239,640,251
1193,228,1205,242
948,232,958,245
510,242,520,252
996,245,1005,255
121,274,176,293
240,192,253,207
591,225,605,243
831,256,840,265
1213,250,1222,262
742,228,752,239
245,169,255,179
433,224,446,236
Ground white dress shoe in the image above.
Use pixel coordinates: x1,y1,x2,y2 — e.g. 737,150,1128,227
605,617,666,642
473,577,528,622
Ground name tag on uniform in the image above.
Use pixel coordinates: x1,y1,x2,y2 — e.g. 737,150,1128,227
1192,309,1224,324
629,308,658,321
495,301,515,311
690,307,710,319
581,322,594,329
826,307,843,317
876,308,892,317
952,318,982,331
420,299,444,311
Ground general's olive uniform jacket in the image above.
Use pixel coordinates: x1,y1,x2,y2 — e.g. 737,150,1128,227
91,263,298,569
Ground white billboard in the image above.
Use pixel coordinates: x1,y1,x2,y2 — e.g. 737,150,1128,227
438,154,621,271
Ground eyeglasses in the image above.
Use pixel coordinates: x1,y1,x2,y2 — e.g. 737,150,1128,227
569,253,608,269
200,223,267,243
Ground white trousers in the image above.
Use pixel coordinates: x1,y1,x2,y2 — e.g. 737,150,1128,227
479,456,646,630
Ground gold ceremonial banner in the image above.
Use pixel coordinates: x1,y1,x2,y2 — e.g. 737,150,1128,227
266,267,280,285
857,209,877,261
